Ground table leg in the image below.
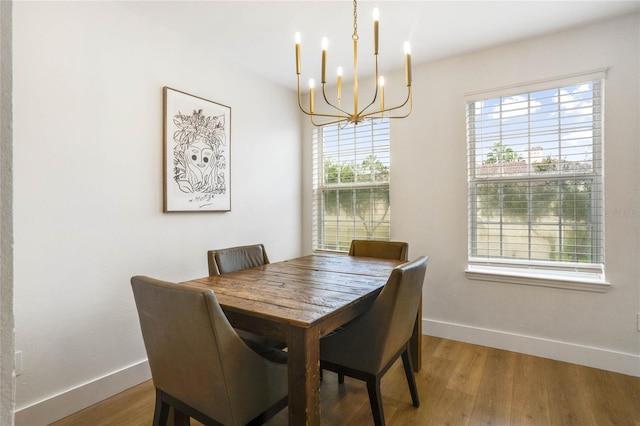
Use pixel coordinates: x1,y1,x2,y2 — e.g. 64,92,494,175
286,326,321,426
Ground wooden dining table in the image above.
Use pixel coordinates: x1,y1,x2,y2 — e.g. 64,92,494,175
182,252,420,425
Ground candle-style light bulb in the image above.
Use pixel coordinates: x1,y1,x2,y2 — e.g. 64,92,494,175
321,37,328,83
373,8,380,55
309,79,315,113
295,32,301,75
404,41,412,86
337,66,343,104
379,76,385,111
403,41,411,55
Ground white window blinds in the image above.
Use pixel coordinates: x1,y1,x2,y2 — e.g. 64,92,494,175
313,119,391,252
466,72,606,287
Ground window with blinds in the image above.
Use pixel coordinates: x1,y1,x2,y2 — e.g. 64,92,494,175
466,73,606,287
313,119,391,252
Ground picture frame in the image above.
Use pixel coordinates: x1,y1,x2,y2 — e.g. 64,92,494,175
163,87,231,212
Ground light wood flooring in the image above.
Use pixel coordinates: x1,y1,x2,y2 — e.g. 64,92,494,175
51,336,640,426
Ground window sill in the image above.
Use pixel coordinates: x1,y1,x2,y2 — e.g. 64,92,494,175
465,265,611,293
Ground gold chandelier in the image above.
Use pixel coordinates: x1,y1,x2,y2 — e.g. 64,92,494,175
295,0,412,126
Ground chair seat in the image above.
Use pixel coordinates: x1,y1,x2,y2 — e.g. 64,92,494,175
238,330,288,364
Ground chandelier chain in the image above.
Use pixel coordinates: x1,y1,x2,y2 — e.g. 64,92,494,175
352,0,359,41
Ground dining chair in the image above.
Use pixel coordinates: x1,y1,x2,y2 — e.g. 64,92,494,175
331,239,415,381
207,243,287,353
207,243,270,276
320,256,428,426
348,239,409,261
131,276,288,426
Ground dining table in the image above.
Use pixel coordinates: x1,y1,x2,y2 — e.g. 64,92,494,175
182,251,421,425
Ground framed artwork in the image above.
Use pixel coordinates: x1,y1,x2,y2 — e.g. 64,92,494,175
163,87,231,212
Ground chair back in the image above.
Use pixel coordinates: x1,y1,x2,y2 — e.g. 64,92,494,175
375,256,427,365
348,240,409,261
321,256,427,374
131,276,286,425
207,244,270,275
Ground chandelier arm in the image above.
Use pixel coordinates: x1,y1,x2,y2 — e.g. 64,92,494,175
301,110,361,120
360,87,412,119
296,75,313,115
310,115,352,127
297,74,353,120
311,115,324,126
321,83,350,117
300,109,358,120
355,56,381,118
378,93,412,119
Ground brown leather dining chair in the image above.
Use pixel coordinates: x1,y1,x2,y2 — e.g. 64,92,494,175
330,239,413,382
131,276,288,426
320,256,428,426
207,243,270,276
348,239,409,261
207,244,287,355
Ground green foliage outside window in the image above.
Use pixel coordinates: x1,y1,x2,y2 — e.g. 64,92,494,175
484,142,523,164
475,148,594,262
321,155,390,250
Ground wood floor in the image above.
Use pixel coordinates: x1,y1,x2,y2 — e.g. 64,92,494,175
51,336,640,426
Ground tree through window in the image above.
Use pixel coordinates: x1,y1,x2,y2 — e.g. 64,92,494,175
313,119,391,252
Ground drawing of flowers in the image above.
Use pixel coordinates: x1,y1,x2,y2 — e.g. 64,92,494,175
172,109,227,195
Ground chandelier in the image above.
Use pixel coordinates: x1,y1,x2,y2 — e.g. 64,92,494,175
295,0,412,126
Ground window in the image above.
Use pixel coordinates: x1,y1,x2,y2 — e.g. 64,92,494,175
313,119,391,252
466,71,607,290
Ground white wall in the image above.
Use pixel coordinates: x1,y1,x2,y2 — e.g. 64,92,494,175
303,14,640,376
13,2,301,424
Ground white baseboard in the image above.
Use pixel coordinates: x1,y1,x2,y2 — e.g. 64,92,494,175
15,360,151,426
424,318,640,377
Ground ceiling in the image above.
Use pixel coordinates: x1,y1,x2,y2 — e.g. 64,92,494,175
120,1,639,91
